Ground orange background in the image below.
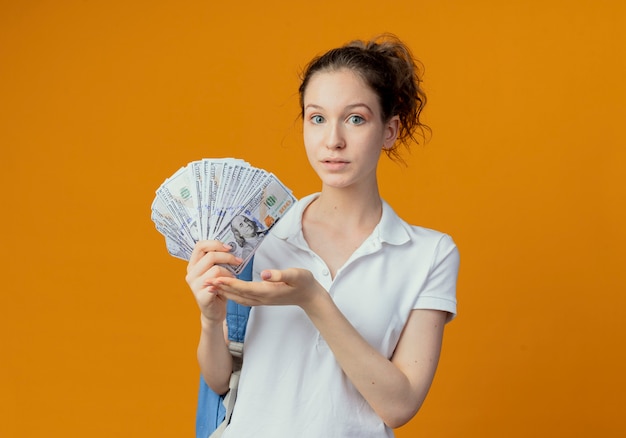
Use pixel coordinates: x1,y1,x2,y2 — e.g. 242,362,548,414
1,1,625,436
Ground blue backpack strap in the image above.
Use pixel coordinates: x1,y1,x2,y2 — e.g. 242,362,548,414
225,259,253,343
195,259,253,438
196,373,226,437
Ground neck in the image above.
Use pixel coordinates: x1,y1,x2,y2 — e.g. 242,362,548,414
307,182,383,228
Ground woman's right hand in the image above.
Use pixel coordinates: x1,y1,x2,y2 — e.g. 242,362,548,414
185,240,243,324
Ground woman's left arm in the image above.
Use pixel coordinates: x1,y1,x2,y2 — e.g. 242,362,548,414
207,268,448,428
304,290,447,428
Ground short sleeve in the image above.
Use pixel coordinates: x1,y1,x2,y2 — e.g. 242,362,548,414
413,234,460,321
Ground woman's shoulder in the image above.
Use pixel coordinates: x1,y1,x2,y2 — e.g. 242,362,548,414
381,200,456,248
408,223,455,244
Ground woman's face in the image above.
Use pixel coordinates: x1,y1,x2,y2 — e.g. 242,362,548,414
232,215,256,238
302,69,398,191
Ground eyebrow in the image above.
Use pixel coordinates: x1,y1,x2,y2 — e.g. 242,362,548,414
304,103,375,114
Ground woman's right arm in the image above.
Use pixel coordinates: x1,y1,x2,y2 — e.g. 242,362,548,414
185,241,243,395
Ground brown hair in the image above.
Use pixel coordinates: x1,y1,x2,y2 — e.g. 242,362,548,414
299,33,430,160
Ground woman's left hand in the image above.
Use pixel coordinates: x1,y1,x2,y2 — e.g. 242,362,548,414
206,268,324,308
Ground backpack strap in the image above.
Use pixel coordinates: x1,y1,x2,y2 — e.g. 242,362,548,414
203,259,253,438
225,294,251,344
225,258,253,369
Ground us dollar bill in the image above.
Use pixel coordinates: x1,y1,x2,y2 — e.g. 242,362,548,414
215,174,296,274
152,158,296,271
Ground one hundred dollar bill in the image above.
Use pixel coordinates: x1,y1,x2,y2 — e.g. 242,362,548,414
215,174,296,274
151,158,296,272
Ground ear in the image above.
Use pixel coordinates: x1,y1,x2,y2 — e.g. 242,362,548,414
382,115,400,150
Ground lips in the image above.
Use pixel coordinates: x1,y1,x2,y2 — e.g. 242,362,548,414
321,158,349,171
322,158,349,164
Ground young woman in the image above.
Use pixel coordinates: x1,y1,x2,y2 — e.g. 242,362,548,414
186,34,460,437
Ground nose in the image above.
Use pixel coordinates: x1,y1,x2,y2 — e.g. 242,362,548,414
325,122,346,149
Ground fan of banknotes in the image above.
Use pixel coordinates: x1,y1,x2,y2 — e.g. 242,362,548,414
151,158,296,274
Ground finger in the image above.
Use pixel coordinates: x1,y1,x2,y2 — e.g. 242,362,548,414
192,269,239,303
188,250,243,279
202,266,239,288
188,240,233,266
211,277,264,299
260,269,284,282
208,279,264,306
260,268,302,284
207,276,247,290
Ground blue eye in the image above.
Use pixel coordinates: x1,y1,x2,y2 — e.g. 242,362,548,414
311,115,325,124
348,115,365,125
